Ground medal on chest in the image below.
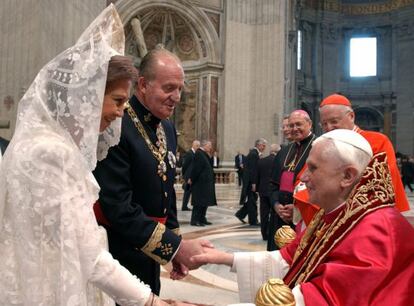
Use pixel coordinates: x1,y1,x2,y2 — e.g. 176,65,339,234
167,151,176,169
127,104,169,181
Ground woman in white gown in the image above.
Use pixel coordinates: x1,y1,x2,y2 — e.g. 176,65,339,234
0,5,193,306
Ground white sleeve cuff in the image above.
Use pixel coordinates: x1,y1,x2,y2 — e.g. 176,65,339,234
293,285,305,306
231,251,290,303
90,250,152,306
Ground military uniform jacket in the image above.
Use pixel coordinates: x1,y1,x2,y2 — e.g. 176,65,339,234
191,149,217,207
93,96,181,292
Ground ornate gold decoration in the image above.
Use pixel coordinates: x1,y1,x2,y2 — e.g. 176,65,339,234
284,152,395,288
126,103,168,180
140,223,168,265
274,226,297,248
160,243,173,256
144,112,152,122
255,278,295,306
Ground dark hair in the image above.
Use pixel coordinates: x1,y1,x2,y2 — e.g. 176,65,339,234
105,55,138,93
138,44,181,81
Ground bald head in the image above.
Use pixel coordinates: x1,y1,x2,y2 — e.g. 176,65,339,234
138,47,182,81
192,140,200,150
269,143,280,154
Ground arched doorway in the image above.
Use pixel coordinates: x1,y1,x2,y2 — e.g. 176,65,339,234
354,107,383,132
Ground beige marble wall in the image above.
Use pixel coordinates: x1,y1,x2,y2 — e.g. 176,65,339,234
0,0,106,139
222,0,286,162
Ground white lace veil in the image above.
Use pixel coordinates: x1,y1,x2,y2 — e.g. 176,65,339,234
15,3,124,172
0,5,126,305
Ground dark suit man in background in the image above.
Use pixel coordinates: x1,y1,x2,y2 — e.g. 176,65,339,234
210,151,220,168
257,143,280,240
181,140,200,211
235,138,267,225
190,140,217,226
235,151,245,187
93,48,209,295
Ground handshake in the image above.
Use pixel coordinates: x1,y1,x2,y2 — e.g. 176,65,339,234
170,238,234,280
160,239,235,306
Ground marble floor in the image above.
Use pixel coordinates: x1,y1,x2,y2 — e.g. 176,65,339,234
159,184,414,305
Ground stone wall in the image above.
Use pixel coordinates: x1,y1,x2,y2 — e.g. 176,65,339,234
222,0,287,163
0,0,106,139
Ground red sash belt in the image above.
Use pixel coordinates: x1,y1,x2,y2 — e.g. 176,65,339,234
93,201,167,226
149,216,167,224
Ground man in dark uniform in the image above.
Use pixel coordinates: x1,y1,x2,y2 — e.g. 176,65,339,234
257,143,280,240
93,47,209,295
181,139,200,211
234,151,245,187
235,138,267,225
267,110,315,251
190,140,217,226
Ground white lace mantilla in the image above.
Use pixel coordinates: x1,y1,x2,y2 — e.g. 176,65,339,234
0,5,151,306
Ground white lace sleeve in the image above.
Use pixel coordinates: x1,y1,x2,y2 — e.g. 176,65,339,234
231,251,290,303
90,251,151,306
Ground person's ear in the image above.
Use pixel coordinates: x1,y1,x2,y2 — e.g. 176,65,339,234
348,111,355,123
137,76,146,93
340,166,359,188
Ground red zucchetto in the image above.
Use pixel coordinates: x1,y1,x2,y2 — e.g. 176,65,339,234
320,94,352,107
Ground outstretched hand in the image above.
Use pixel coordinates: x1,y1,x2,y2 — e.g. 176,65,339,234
190,247,234,267
172,239,214,278
170,258,189,280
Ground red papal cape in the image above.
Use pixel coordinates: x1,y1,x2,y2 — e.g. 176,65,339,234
281,153,414,305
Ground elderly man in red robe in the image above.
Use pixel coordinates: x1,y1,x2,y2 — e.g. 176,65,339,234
295,94,409,228
191,129,414,306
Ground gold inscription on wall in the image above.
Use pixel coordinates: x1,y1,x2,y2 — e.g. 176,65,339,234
312,0,414,15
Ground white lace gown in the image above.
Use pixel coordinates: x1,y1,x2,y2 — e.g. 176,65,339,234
0,5,151,306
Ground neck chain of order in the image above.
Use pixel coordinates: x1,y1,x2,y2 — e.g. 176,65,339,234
126,104,168,181
283,134,315,171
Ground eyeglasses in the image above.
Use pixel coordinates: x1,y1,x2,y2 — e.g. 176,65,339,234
319,110,351,129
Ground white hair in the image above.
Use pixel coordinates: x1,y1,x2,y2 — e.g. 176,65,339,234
200,140,211,147
318,104,353,113
255,138,267,147
314,129,373,174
